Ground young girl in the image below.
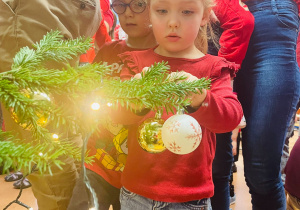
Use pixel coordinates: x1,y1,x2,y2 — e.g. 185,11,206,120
67,0,157,209
114,0,243,209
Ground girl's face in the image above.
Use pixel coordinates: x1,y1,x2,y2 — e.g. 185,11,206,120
113,0,152,38
150,0,209,58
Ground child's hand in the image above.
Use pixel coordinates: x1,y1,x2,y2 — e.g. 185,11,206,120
170,72,207,110
133,67,149,79
239,0,249,11
231,127,239,156
236,115,246,129
209,10,219,23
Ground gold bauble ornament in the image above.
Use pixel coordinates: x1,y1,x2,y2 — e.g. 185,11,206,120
138,111,166,153
11,91,50,130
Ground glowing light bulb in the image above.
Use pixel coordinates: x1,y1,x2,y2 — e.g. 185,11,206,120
39,152,43,156
33,91,50,101
89,207,96,210
52,134,59,139
91,102,100,110
107,102,112,107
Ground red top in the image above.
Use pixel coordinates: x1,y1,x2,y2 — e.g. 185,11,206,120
100,0,114,29
214,0,255,65
112,49,243,202
80,0,114,64
85,40,150,188
285,137,300,199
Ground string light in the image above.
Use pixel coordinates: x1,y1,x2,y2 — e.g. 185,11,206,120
107,102,112,107
91,102,100,110
89,207,96,210
39,152,43,156
33,91,50,101
52,134,59,139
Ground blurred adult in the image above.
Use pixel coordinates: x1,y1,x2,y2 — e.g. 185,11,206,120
209,1,254,209
234,0,300,209
0,0,101,209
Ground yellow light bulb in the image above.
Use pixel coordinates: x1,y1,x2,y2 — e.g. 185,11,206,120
107,102,112,107
52,134,59,139
91,103,100,110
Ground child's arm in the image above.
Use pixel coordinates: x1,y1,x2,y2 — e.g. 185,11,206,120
188,63,243,133
213,0,254,65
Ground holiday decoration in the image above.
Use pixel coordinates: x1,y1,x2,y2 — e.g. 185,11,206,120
138,111,166,153
162,110,202,155
10,91,51,130
0,30,211,210
0,30,210,174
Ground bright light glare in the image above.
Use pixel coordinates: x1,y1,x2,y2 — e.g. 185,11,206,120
89,207,96,210
28,208,33,210
39,152,43,156
107,102,112,107
52,134,59,139
91,103,100,110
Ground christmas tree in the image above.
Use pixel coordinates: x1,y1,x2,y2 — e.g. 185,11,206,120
0,31,211,175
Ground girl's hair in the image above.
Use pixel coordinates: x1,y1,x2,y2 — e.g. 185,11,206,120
194,0,218,54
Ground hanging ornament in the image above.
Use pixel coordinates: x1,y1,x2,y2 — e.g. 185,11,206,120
161,109,202,155
11,91,51,130
138,111,166,153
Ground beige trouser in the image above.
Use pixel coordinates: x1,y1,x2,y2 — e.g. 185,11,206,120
287,192,300,210
0,0,101,209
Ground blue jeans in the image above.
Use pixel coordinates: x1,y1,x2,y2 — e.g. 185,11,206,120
234,0,300,209
210,133,233,210
120,187,212,210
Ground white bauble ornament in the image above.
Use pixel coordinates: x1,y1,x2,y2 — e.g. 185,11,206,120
161,113,202,155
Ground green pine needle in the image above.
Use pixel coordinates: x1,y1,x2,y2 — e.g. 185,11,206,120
0,30,210,174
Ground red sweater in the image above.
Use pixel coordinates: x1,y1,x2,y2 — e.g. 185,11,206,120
285,137,300,199
113,49,243,202
214,0,254,65
85,40,152,188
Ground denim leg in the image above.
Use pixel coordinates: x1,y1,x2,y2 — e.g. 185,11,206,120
234,0,300,209
211,132,233,210
120,187,212,210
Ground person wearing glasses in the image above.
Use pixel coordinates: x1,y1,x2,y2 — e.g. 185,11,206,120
67,0,156,209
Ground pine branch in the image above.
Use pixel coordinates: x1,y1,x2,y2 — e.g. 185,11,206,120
98,62,211,113
0,131,93,175
0,30,211,175
11,30,92,70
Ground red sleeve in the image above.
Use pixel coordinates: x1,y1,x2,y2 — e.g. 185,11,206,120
94,17,112,50
190,60,243,133
100,0,114,28
214,0,254,65
80,14,112,64
119,52,141,80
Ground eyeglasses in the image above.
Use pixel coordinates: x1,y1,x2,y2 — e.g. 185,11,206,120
111,0,147,15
